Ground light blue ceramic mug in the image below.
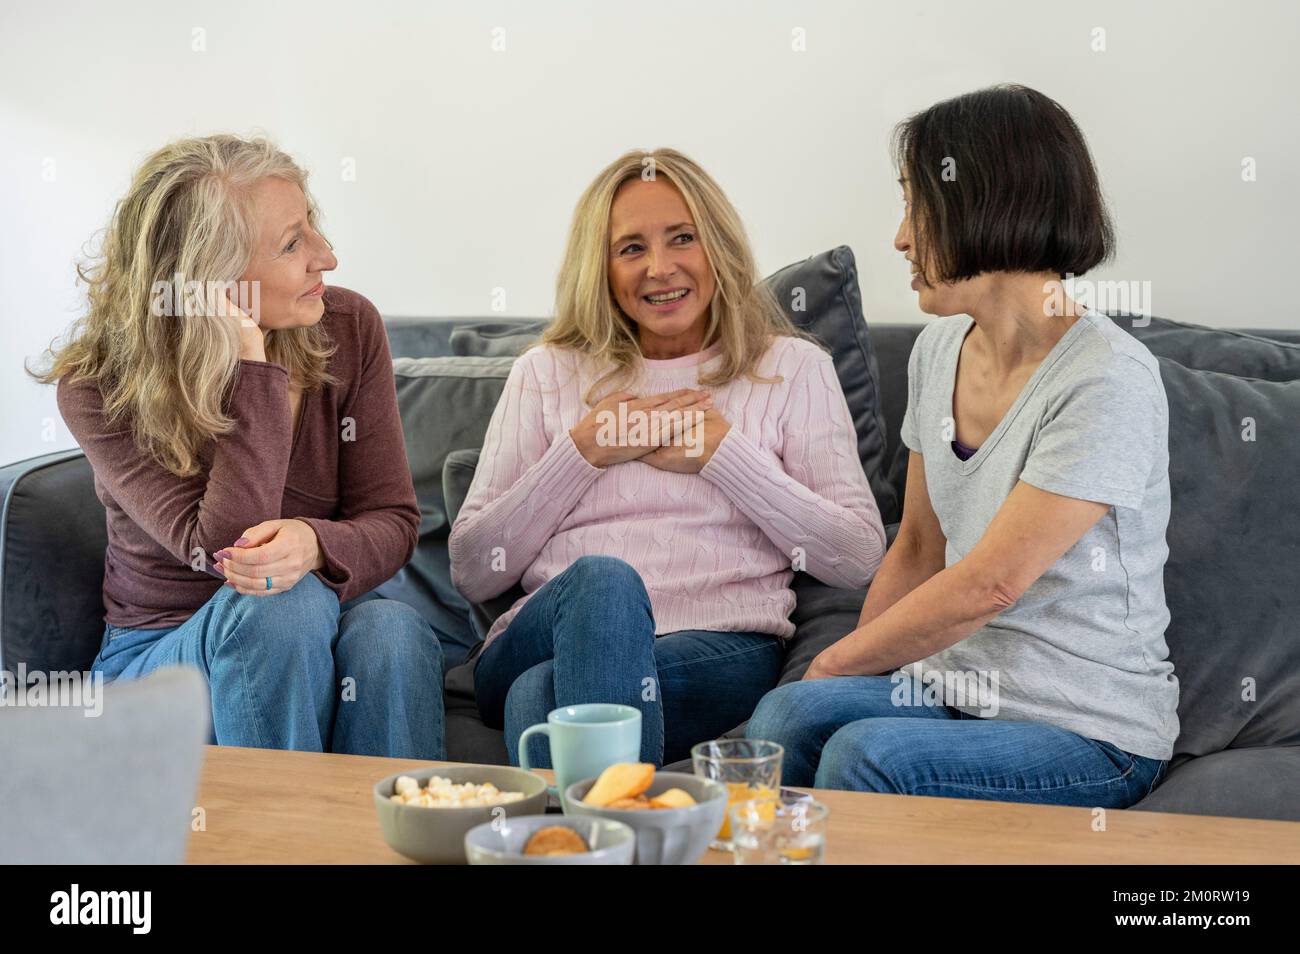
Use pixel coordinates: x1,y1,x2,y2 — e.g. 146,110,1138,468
519,704,642,802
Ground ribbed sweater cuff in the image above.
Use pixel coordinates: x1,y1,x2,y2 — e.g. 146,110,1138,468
529,429,605,513
699,425,774,497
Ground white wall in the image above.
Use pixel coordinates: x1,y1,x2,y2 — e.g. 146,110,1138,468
2,0,1297,466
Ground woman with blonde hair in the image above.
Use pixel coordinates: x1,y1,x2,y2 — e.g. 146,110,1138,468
31,134,445,758
450,148,886,767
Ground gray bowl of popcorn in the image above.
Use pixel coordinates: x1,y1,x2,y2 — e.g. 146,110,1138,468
374,764,548,864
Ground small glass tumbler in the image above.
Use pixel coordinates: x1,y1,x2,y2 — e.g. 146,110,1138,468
730,794,829,865
691,738,783,851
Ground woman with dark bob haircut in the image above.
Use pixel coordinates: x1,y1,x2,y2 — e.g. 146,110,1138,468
748,85,1178,808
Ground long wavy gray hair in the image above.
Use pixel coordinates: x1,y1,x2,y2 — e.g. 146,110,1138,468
29,134,338,477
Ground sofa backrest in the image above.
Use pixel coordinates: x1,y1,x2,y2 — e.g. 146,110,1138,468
5,312,1298,683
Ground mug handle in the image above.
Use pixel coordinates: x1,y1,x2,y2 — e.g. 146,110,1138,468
518,723,557,797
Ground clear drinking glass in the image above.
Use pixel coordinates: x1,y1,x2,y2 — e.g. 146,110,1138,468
730,794,829,865
691,738,783,851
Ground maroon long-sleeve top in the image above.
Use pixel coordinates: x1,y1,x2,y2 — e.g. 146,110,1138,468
56,286,420,629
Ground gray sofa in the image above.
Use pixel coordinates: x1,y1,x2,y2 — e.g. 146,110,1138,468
4,247,1298,823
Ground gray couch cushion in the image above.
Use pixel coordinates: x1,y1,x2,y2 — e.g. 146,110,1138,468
379,356,516,668
765,247,898,525
1156,359,1300,761
1116,314,1300,381
449,246,900,525
442,448,525,642
440,447,513,764
450,321,546,357
443,650,509,764
1132,746,1300,822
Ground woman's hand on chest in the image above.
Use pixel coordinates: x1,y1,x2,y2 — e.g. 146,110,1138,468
639,405,731,474
570,387,714,468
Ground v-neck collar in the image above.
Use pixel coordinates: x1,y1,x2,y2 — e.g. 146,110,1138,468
288,384,309,462
945,311,1091,474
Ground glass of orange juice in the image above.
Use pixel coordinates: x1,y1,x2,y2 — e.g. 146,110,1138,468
731,795,829,865
691,739,783,851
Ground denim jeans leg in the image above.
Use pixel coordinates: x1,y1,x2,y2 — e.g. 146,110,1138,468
654,630,784,765
503,660,557,767
91,574,340,751
746,675,956,787
92,623,180,681
816,715,1165,808
332,597,446,760
475,555,659,764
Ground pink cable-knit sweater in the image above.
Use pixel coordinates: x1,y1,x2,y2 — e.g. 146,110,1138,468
448,335,887,649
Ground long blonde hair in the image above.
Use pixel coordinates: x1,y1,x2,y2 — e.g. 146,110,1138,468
28,134,338,478
542,148,813,404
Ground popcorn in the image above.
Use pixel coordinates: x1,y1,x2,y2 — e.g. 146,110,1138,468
389,774,526,808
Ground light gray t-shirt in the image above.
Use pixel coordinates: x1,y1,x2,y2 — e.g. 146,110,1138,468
897,310,1180,760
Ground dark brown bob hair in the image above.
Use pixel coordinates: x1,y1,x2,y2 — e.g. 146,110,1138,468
893,84,1115,284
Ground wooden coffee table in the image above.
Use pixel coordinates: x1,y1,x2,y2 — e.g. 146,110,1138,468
186,745,1300,864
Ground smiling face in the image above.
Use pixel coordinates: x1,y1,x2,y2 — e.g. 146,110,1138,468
239,177,337,329
607,177,717,357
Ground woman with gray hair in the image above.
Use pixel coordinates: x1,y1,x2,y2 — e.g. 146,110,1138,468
31,134,444,758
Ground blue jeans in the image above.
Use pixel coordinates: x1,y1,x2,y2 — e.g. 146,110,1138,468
92,573,446,760
475,556,784,767
747,675,1167,808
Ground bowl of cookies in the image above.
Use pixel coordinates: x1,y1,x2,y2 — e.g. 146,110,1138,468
463,815,636,865
373,764,548,864
563,763,729,865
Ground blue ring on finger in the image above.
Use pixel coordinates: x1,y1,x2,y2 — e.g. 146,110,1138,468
266,576,273,591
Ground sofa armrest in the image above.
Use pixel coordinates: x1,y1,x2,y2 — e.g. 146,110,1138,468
0,449,107,674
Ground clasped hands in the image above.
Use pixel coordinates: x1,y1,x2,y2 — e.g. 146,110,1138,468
212,518,325,597
570,388,730,473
